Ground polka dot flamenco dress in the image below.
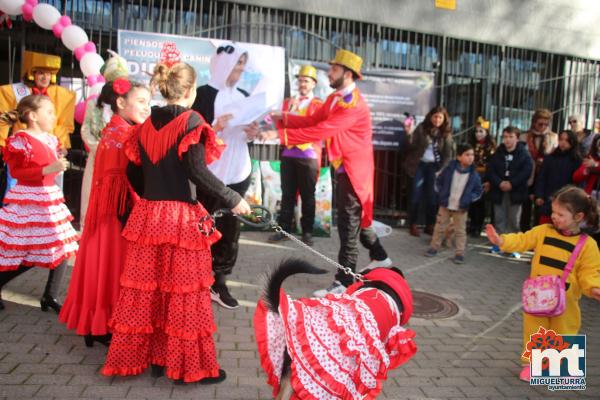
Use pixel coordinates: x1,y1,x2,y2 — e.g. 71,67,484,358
254,268,418,399
0,131,78,270
102,106,231,383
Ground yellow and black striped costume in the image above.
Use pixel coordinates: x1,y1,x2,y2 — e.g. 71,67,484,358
500,224,600,362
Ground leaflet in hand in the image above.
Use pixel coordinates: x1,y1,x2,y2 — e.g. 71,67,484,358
220,92,275,127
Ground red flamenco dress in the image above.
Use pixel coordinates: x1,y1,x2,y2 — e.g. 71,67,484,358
0,131,78,270
59,115,137,336
254,268,418,399
102,105,241,382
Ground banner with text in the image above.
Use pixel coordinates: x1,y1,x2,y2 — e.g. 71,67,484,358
118,30,285,109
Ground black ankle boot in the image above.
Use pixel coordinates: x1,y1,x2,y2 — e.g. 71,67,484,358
40,295,62,313
198,369,227,385
84,334,111,347
151,364,165,378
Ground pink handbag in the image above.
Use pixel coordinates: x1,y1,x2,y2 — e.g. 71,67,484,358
522,234,587,317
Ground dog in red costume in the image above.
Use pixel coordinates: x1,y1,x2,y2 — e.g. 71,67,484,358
254,259,417,399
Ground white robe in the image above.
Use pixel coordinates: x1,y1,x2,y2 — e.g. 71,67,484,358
205,44,251,186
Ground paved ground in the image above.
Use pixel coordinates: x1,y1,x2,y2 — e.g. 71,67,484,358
0,227,598,399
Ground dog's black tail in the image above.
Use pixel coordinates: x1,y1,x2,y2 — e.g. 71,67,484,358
265,258,328,313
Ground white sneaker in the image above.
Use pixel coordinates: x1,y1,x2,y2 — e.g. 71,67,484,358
313,280,345,298
360,257,393,272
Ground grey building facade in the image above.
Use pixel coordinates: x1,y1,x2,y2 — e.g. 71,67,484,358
1,0,599,216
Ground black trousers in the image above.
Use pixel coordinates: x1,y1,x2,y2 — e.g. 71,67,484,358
520,193,541,231
278,156,319,234
468,194,487,234
334,172,388,286
201,174,251,276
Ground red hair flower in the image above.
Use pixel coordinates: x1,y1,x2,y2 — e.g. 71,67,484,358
113,78,131,95
160,42,181,68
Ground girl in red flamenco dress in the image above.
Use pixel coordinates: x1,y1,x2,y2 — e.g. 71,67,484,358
101,60,251,384
0,95,78,312
58,79,151,347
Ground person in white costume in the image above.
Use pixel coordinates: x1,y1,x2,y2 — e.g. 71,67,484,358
191,43,259,309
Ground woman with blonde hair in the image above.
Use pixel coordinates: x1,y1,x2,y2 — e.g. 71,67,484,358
102,48,250,384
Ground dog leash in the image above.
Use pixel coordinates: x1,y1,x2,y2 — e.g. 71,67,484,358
207,205,365,282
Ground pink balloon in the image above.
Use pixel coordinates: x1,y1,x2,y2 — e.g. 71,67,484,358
52,23,64,38
84,42,96,53
75,42,97,61
22,4,34,21
74,47,86,61
86,74,105,86
86,75,98,86
74,100,87,125
26,0,38,5
58,15,71,26
52,16,71,38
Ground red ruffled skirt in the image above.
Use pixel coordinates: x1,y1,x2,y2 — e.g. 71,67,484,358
102,199,222,382
254,290,417,399
0,184,78,270
59,215,126,335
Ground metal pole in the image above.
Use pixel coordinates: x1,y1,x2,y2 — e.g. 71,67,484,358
440,35,446,106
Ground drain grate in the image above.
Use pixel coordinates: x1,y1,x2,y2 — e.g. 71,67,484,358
412,290,459,319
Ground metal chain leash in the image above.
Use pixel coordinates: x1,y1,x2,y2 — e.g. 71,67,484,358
206,206,365,282
270,224,365,282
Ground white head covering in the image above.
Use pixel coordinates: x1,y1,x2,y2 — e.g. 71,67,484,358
208,42,248,91
207,42,252,185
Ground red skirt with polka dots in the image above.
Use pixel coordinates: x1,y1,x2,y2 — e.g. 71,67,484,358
102,199,222,382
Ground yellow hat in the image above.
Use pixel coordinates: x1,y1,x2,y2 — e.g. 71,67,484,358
329,49,363,79
22,51,61,84
475,116,490,130
296,65,317,82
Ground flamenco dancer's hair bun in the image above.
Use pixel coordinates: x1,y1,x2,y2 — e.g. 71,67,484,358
151,42,196,102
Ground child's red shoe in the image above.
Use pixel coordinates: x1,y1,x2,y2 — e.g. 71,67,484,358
519,365,530,382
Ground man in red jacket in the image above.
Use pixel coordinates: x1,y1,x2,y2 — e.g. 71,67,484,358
261,49,392,296
268,65,323,246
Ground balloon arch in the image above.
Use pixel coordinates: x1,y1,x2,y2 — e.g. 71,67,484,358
0,0,107,123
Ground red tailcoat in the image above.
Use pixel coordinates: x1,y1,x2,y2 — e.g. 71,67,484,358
278,88,374,227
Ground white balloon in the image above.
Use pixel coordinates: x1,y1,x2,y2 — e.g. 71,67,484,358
61,25,88,51
0,0,25,15
32,3,61,30
80,52,105,77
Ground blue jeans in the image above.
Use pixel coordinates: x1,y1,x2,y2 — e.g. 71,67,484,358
408,161,439,226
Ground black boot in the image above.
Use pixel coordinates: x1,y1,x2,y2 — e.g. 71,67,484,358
84,333,112,347
301,232,314,246
40,295,62,313
151,364,165,378
40,263,66,313
199,369,227,385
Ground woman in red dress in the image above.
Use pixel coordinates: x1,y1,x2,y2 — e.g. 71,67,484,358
0,95,78,311
59,79,151,346
101,59,251,383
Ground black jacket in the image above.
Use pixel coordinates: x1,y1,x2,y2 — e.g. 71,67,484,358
534,150,581,216
126,105,240,209
486,141,533,205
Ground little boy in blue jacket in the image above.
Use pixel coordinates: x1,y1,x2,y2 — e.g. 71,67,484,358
425,144,483,264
